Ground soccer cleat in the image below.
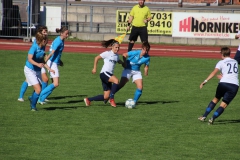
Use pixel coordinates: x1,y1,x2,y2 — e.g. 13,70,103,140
37,99,46,105
18,98,24,102
208,118,214,125
198,116,206,122
44,99,49,102
84,98,91,106
31,108,38,111
109,98,116,107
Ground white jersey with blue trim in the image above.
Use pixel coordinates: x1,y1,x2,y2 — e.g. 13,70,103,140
216,57,239,86
100,50,119,74
25,42,45,71
49,36,64,64
126,50,150,71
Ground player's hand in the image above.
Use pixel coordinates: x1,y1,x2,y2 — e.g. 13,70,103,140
49,69,55,75
144,19,148,23
92,68,96,74
200,82,207,89
126,26,130,32
216,74,222,80
38,63,45,68
235,34,240,39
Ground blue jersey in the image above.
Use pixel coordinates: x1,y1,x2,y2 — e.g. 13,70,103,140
49,36,64,64
25,42,45,71
33,39,46,51
126,50,150,71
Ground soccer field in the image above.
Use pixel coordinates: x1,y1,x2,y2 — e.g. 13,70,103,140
0,50,240,159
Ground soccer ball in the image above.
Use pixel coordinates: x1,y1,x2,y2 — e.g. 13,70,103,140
125,99,136,109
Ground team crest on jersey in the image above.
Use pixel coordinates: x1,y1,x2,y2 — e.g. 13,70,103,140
109,59,117,64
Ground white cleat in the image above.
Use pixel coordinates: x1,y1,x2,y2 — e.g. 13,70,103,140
18,98,24,102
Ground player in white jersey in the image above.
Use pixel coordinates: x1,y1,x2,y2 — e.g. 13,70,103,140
17,26,49,102
109,41,150,106
233,30,240,64
84,39,124,107
198,47,239,125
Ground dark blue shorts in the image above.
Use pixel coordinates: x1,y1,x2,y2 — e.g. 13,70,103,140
215,82,239,105
100,72,113,91
129,26,148,42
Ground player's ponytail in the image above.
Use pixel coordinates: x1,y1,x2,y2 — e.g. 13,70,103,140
101,39,119,48
56,26,68,34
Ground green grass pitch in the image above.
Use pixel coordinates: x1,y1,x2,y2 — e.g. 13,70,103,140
0,50,240,159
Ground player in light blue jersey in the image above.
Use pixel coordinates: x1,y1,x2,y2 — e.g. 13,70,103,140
198,47,239,125
24,32,54,111
18,26,49,102
84,39,124,107
38,26,69,104
110,41,150,106
233,30,240,64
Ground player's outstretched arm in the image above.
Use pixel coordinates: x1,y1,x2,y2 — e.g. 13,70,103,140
92,55,101,74
200,68,219,89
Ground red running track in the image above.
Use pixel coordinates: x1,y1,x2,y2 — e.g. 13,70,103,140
0,39,237,59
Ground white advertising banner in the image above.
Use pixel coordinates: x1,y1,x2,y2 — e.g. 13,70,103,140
40,6,61,32
172,12,240,39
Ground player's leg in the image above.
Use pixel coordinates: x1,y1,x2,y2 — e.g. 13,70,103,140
128,26,138,51
132,71,143,103
208,83,238,125
117,69,131,92
41,68,48,92
198,97,219,121
41,68,49,101
18,80,28,101
31,83,41,111
84,73,111,106
39,77,58,103
199,83,223,121
24,66,41,111
39,61,59,103
108,75,119,107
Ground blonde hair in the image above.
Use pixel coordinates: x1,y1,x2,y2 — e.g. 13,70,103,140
35,32,47,47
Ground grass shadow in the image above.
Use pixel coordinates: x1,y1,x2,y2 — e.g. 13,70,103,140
47,95,87,100
116,100,180,107
216,119,240,124
42,106,81,111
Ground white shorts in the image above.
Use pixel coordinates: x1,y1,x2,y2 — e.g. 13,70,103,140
41,67,47,74
24,66,42,86
47,60,59,78
121,69,142,82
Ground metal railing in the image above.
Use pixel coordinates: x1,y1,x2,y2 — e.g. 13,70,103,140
0,0,239,39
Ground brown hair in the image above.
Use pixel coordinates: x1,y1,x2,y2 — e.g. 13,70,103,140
221,47,231,57
142,41,150,52
101,39,119,48
37,25,48,33
56,26,68,34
